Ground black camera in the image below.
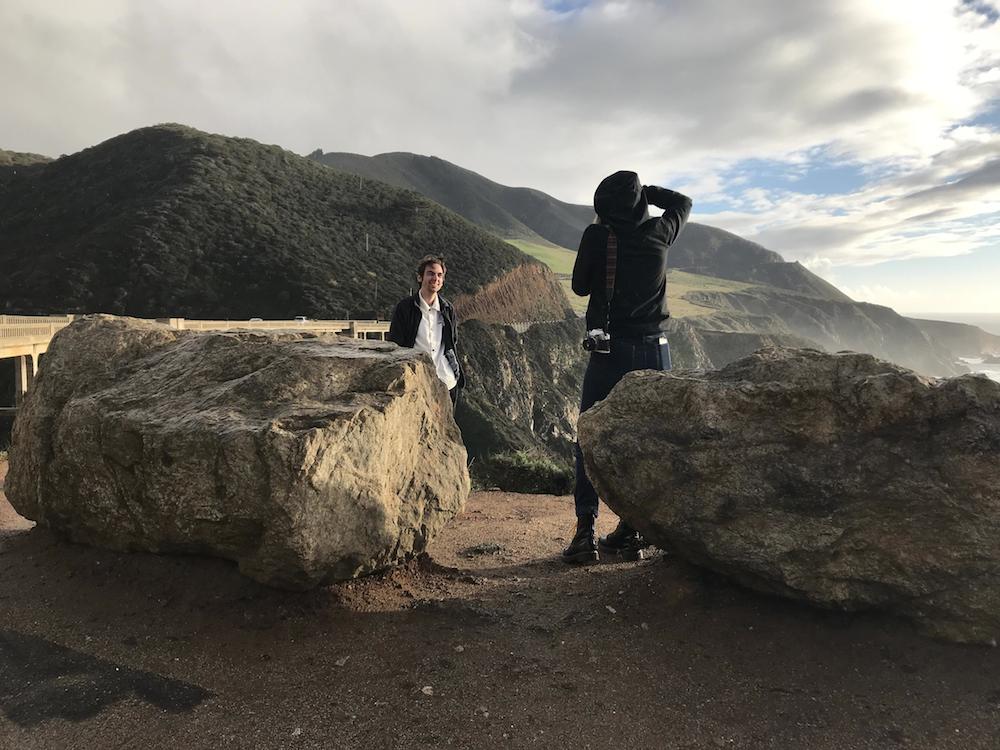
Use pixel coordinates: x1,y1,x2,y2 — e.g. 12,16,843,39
582,328,611,354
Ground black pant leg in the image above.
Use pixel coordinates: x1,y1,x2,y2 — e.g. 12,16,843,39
573,346,632,517
573,337,671,518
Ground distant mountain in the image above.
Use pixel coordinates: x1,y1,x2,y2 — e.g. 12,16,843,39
680,287,961,376
311,149,984,375
311,150,594,250
908,318,1000,357
0,149,52,189
0,125,569,323
310,149,853,304
667,224,853,302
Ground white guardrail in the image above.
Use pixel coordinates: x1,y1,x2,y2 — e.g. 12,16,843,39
0,315,391,412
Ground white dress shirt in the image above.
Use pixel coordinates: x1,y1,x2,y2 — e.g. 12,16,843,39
415,293,459,390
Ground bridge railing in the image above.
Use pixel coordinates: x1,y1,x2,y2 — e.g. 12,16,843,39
0,315,73,350
162,318,389,338
0,316,388,341
0,315,76,325
1,315,391,411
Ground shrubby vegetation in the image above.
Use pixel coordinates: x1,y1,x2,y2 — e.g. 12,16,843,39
0,125,534,319
312,151,594,250
472,450,574,495
0,150,52,168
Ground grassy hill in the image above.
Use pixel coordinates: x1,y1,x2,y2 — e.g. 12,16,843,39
0,125,567,321
0,149,52,167
311,151,595,250
310,150,863,307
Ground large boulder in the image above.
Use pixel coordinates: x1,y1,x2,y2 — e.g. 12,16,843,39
579,347,1000,644
7,316,469,589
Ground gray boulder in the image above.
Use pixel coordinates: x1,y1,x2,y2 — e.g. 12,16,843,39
7,315,469,589
579,347,1000,644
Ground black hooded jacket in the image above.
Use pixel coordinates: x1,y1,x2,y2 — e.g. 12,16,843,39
571,171,692,338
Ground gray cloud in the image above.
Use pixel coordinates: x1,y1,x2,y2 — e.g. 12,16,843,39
0,0,998,291
900,157,1000,205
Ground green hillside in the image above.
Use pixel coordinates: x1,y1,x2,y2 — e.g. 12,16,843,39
506,240,576,275
666,271,757,318
0,125,542,319
0,149,51,167
312,151,594,250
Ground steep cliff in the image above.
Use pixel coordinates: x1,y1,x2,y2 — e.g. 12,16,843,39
908,318,1000,357
453,263,571,325
457,318,585,466
684,287,961,376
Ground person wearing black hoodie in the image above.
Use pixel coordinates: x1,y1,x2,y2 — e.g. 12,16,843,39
562,171,692,564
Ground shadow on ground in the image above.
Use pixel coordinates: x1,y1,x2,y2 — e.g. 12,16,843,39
2,490,1000,749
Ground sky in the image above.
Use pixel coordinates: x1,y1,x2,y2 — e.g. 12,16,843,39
2,0,999,313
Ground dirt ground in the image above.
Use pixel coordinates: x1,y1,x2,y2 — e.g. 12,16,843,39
3,460,1000,749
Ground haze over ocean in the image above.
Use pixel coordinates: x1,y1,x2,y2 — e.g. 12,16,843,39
906,313,1000,336
902,312,1000,382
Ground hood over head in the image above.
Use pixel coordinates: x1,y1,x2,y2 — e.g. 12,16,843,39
594,171,649,229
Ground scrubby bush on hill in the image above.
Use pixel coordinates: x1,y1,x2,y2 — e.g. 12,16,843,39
472,450,574,495
0,125,537,319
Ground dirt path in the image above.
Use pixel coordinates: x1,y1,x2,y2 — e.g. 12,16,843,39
2,461,1000,749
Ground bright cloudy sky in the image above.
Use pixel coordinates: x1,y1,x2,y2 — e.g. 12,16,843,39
3,0,999,313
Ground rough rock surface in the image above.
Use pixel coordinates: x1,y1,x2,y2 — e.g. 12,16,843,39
579,347,1000,643
7,315,469,589
458,318,584,464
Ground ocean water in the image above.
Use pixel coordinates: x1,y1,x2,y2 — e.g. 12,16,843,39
959,358,1000,383
906,312,1000,336
905,312,1000,382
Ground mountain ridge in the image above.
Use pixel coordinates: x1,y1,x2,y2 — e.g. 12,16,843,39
310,149,855,304
309,148,991,373
0,124,569,323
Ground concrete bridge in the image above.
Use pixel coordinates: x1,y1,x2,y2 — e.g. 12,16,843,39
0,315,390,416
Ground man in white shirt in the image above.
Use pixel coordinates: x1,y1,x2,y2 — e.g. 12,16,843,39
387,255,464,405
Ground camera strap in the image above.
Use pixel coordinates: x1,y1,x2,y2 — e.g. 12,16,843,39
604,227,618,334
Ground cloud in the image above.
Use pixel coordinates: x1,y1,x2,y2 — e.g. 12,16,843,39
0,0,998,295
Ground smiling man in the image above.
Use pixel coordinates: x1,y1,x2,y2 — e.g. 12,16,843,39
387,255,465,406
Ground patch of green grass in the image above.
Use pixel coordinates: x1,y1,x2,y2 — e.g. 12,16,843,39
506,239,577,275
667,270,756,318
472,449,573,495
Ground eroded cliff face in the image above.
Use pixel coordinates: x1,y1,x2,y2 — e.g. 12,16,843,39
909,318,1000,358
684,288,962,377
457,318,585,465
663,318,814,371
452,263,572,325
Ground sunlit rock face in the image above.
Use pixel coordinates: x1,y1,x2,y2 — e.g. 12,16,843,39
579,347,1000,644
7,315,469,589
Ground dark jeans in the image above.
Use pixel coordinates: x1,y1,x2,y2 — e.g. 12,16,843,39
574,334,671,518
